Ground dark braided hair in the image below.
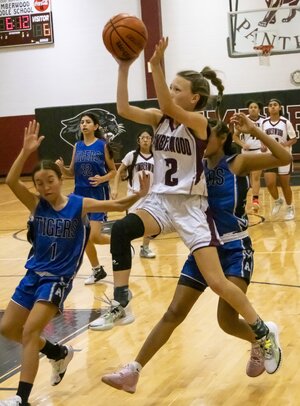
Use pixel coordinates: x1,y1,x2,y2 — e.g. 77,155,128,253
207,119,237,156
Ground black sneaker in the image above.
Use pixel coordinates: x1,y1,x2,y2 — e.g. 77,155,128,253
84,266,107,285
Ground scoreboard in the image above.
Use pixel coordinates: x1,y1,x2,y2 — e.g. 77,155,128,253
0,0,54,48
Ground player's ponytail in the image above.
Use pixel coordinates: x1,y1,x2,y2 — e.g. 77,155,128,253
201,67,224,119
177,68,224,116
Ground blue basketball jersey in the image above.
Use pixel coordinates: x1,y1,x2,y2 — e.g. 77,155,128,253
74,139,107,188
25,194,90,278
204,155,250,236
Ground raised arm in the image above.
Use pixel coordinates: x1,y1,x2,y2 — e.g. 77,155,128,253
82,171,150,215
111,162,128,199
6,121,43,212
149,37,208,139
232,129,249,150
229,113,292,176
116,59,161,127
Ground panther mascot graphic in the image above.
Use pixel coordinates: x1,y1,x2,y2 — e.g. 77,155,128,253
59,108,125,147
259,0,299,27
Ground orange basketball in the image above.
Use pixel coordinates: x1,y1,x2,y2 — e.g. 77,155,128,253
102,13,148,60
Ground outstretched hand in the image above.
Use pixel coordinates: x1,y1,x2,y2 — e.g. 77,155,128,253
230,113,256,134
135,170,150,198
149,37,168,66
23,120,44,154
113,54,137,67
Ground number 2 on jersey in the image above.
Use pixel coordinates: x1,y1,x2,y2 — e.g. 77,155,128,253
165,158,178,186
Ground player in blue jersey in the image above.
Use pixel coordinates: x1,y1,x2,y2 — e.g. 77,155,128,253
101,112,291,394
56,112,117,285
0,120,149,406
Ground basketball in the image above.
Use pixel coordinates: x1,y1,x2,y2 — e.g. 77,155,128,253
102,13,148,60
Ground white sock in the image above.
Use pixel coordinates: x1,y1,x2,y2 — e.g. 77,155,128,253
130,361,142,373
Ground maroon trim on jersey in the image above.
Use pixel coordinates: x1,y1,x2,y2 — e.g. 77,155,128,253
262,116,287,127
205,204,221,246
139,152,153,161
168,116,176,131
193,126,208,184
190,204,220,252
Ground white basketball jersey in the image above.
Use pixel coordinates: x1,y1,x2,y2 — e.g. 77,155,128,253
151,116,207,195
262,116,297,153
122,150,154,194
241,115,265,150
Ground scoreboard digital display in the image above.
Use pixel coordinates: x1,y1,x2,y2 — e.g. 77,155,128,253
0,0,54,48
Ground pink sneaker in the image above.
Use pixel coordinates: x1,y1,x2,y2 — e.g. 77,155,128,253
102,364,139,393
246,343,265,377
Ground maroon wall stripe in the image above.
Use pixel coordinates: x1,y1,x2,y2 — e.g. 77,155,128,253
141,0,164,99
0,115,37,176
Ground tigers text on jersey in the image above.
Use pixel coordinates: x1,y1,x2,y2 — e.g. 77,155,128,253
26,194,90,278
241,115,264,150
122,150,154,194
204,155,250,237
262,116,297,153
152,116,207,195
74,139,108,188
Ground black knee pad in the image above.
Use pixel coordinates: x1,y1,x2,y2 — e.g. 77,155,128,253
111,213,145,271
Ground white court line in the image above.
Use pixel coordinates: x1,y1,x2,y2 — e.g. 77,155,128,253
0,251,300,262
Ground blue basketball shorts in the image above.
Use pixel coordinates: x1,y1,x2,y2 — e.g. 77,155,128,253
179,236,254,292
11,269,73,312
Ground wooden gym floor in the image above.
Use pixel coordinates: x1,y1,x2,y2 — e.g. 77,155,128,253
0,179,299,406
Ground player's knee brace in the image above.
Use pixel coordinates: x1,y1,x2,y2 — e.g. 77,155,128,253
110,213,145,271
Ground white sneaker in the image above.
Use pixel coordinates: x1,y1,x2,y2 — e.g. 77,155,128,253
271,198,284,217
84,265,107,285
140,246,156,258
258,321,282,374
0,396,22,406
89,300,134,331
102,364,140,393
49,345,74,386
284,206,295,221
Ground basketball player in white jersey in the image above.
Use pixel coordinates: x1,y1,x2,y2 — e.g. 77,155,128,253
91,38,281,378
233,100,265,210
262,98,297,220
111,129,156,258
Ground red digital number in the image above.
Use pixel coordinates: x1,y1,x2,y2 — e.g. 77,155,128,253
5,17,13,30
22,15,30,29
43,23,51,36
